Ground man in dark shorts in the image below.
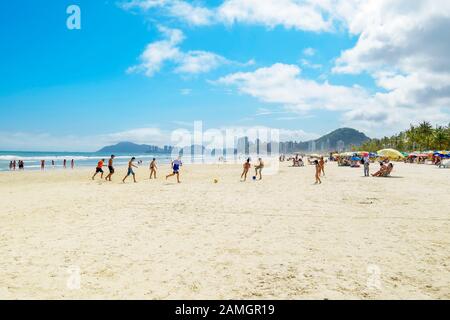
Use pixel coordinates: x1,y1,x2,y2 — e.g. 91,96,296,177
166,157,182,183
92,159,106,180
104,155,115,181
122,157,138,183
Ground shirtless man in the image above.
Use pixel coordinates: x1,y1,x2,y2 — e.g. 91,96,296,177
149,158,157,179
254,158,264,180
123,157,138,183
104,155,115,181
319,156,325,176
314,160,322,184
92,159,106,180
240,158,251,181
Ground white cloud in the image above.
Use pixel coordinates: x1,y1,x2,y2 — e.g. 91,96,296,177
217,63,369,111
303,47,316,56
127,26,184,77
121,0,214,25
299,59,322,70
217,0,331,31
121,0,334,31
329,0,450,133
128,26,250,77
216,63,450,136
167,0,214,26
174,50,228,74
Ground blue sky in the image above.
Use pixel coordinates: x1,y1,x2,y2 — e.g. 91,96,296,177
1,0,449,151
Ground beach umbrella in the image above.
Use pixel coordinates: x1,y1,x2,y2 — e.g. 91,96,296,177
377,148,405,160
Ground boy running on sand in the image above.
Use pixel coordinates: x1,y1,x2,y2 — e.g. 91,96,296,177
241,158,251,181
123,157,138,183
314,160,322,184
92,159,106,180
104,155,115,181
149,158,157,179
166,158,182,183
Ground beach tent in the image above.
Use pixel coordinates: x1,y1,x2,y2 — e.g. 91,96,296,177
351,156,361,161
377,148,405,160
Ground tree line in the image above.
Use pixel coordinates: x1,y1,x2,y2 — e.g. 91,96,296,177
355,122,450,152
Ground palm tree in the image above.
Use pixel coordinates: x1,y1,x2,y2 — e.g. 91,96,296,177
433,126,448,150
418,121,433,150
406,124,418,151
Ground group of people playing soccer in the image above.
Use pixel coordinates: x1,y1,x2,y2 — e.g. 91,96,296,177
91,155,183,183
91,155,327,184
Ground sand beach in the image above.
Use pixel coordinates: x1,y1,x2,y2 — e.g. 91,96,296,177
0,161,449,299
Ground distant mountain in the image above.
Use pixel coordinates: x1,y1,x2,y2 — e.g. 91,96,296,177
97,142,171,154
313,127,370,149
280,128,370,152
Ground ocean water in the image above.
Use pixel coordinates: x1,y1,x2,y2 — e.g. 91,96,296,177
0,151,175,171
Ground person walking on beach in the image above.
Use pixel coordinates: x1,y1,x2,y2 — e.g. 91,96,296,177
63,159,67,168
9,161,13,170
104,155,115,181
92,159,106,180
240,158,251,181
12,160,16,171
254,158,264,180
52,160,55,167
40,160,45,170
123,157,138,183
149,158,157,179
166,157,182,183
71,159,74,169
363,155,370,177
314,160,322,184
319,156,325,176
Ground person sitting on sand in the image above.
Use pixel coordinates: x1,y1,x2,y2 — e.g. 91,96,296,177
241,158,251,181
254,158,264,180
372,163,393,177
123,157,138,183
314,160,322,184
149,158,157,179
92,159,106,180
104,155,115,181
166,157,182,183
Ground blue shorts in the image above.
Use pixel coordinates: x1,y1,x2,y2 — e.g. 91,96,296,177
127,168,135,176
